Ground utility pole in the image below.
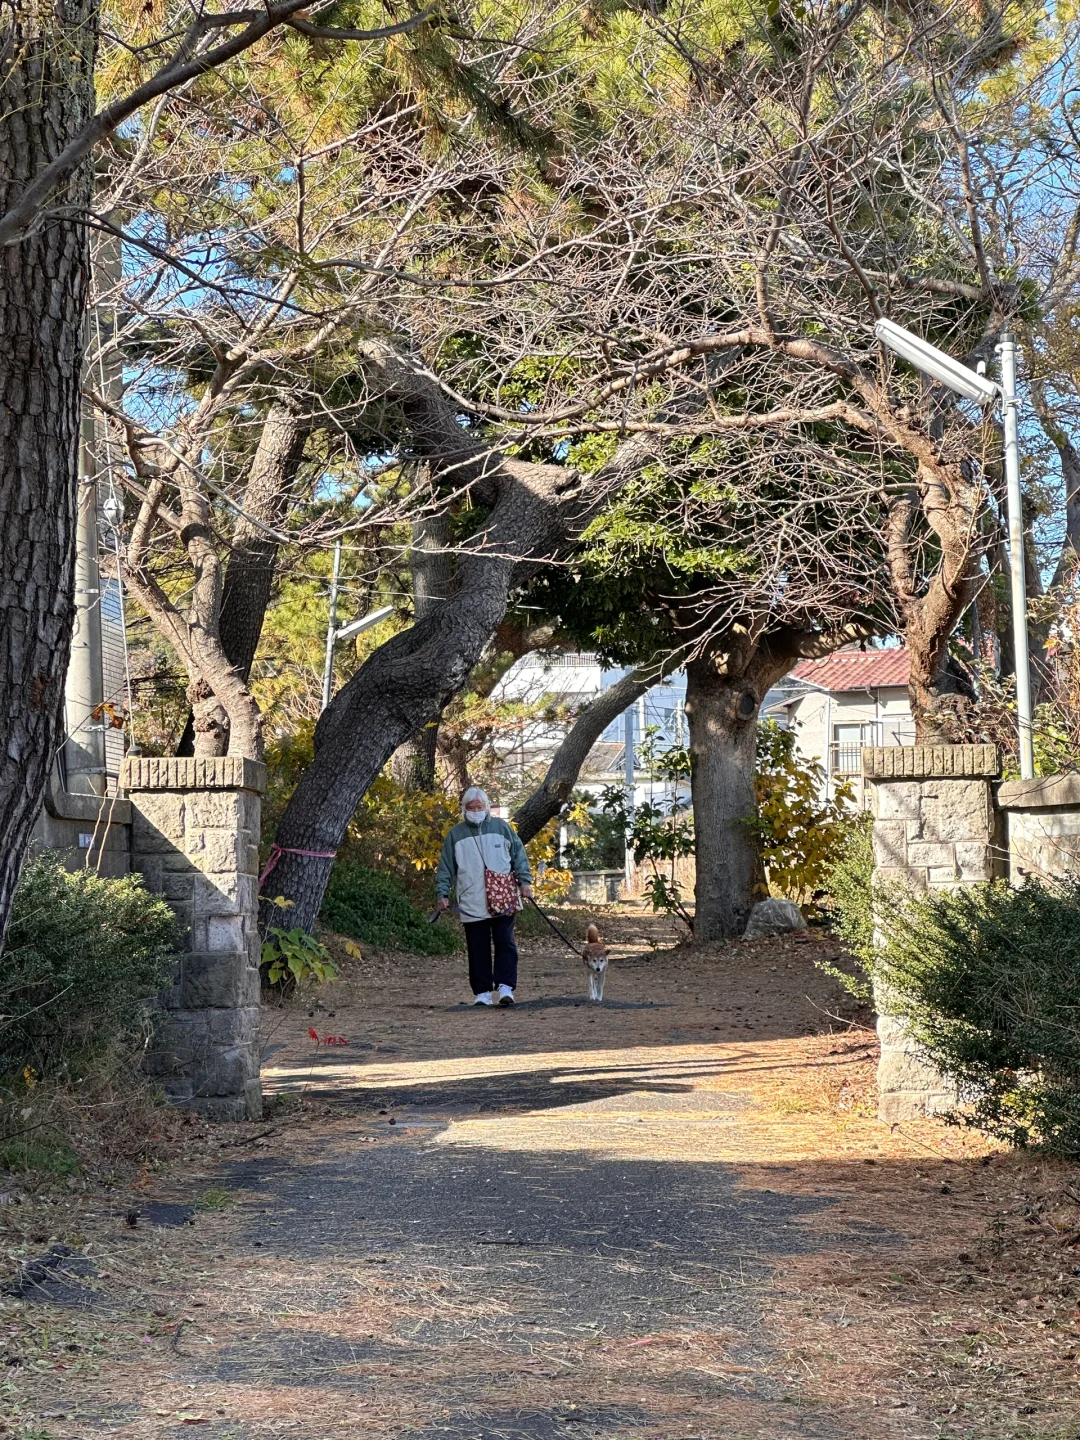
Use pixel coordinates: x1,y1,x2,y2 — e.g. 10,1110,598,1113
65,236,122,796
64,413,107,796
321,541,343,713
997,330,1035,779
875,318,1035,778
623,698,635,893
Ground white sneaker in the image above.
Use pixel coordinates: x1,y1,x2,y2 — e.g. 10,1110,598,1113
473,991,494,1006
497,985,515,1007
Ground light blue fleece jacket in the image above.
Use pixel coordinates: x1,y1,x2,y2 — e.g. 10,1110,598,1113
435,814,532,922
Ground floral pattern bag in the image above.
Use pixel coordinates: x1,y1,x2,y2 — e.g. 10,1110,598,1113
474,833,522,916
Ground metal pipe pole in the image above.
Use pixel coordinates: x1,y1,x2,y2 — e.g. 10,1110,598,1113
997,332,1035,779
65,242,119,796
320,540,342,713
623,697,635,892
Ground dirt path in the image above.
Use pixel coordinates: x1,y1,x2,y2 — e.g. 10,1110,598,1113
6,914,1078,1439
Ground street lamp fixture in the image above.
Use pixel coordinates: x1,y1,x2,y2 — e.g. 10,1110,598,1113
873,318,1034,780
320,537,395,711
335,606,394,644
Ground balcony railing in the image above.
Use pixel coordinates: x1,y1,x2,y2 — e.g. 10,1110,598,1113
830,743,865,775
829,732,916,775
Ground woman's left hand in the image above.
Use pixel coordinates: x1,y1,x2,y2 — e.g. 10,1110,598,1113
519,883,534,900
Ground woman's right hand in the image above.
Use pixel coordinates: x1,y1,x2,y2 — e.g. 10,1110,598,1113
437,897,450,912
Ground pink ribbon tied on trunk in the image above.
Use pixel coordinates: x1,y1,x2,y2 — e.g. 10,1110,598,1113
258,843,338,890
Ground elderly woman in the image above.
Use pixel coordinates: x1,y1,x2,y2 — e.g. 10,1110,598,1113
435,787,533,1006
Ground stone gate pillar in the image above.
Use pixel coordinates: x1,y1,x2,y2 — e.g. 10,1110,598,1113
861,744,1003,1123
122,756,266,1121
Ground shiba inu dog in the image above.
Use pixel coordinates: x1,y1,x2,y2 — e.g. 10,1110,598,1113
581,924,608,1002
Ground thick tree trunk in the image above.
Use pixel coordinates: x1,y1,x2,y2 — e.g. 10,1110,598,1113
266,548,521,928
177,400,310,756
390,725,440,791
684,658,764,942
390,513,453,791
0,2,95,944
887,461,979,743
513,664,658,844
219,401,311,684
682,628,816,942
906,610,977,744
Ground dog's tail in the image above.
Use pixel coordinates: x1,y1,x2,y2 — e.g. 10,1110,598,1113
586,923,601,944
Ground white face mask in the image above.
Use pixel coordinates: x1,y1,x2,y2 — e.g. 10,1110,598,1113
465,807,486,825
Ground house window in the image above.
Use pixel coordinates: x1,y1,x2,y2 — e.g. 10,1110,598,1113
830,723,866,775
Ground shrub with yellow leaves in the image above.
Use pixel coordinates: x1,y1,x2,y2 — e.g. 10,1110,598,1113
346,776,460,895
525,820,573,904
747,721,857,909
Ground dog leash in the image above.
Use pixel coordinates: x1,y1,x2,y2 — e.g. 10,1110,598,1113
526,896,583,957
429,895,582,959
428,903,461,924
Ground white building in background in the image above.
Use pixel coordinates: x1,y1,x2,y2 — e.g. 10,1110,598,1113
491,652,688,810
492,643,915,819
765,647,915,806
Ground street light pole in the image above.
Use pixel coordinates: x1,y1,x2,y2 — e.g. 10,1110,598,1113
320,541,393,714
321,540,342,713
623,699,635,893
997,331,1035,780
874,318,1036,778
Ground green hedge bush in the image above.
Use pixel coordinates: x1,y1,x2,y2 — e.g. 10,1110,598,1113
321,863,460,955
2,855,177,1080
819,812,875,999
877,878,1080,1155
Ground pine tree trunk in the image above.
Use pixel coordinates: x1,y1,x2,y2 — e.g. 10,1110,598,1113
177,400,310,756
265,560,514,930
684,658,763,942
390,726,440,791
390,513,453,791
0,1,95,944
218,401,310,685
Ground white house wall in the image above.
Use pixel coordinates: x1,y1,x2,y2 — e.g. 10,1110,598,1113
786,685,913,803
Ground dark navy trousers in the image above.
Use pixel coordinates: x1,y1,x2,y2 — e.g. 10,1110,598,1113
463,914,519,994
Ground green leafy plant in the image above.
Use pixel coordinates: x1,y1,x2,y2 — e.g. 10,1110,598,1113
197,1186,235,1211
569,730,695,928
747,721,856,909
628,734,695,929
260,927,339,988
563,789,627,870
819,812,875,1000
0,855,177,1080
877,878,1080,1156
321,863,460,955
0,1135,78,1176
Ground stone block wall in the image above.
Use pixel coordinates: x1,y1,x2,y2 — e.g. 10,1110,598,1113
997,775,1080,884
863,744,1003,1124
567,870,624,904
863,743,1003,891
31,778,131,878
122,756,266,1122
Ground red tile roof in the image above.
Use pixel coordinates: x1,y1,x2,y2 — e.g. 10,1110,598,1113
791,647,910,693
